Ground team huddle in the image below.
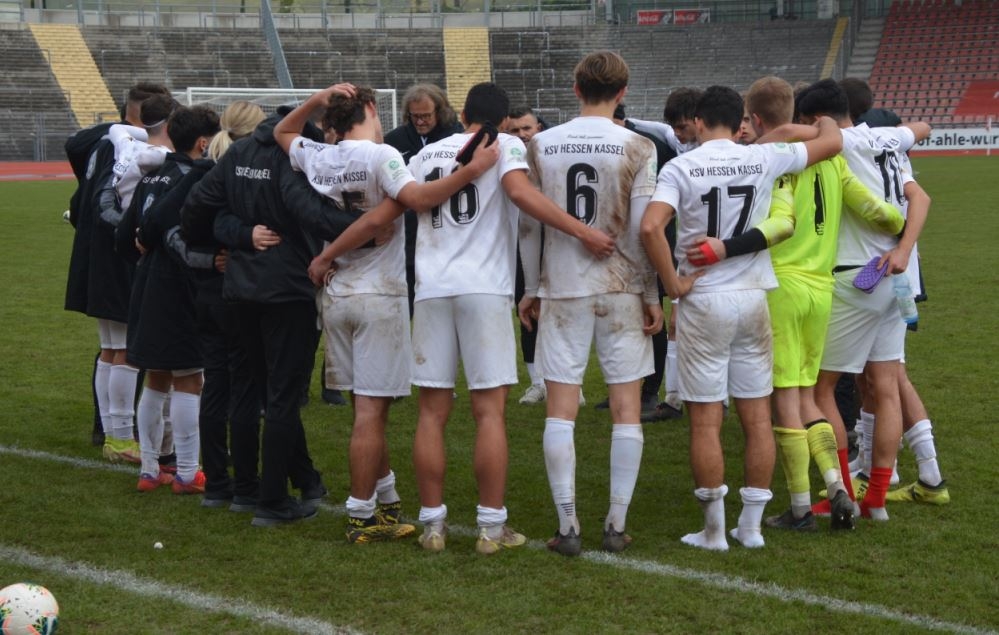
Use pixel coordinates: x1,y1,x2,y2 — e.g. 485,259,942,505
63,50,948,555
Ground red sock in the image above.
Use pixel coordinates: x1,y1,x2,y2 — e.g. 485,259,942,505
838,448,855,501
864,466,892,509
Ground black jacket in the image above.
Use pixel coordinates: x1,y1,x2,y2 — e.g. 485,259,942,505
180,112,361,305
383,120,463,165
63,123,118,316
126,153,213,370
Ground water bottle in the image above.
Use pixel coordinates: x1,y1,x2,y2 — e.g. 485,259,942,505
893,275,918,325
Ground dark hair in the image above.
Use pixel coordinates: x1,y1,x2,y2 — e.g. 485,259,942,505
462,83,510,127
508,105,536,120
839,77,873,123
127,82,170,105
140,94,179,129
322,86,377,136
122,82,170,120
695,85,743,133
663,87,702,126
795,79,850,120
167,105,221,153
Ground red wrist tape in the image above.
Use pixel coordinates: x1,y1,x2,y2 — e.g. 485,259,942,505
698,242,720,265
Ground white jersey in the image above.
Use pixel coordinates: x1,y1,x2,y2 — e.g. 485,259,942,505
289,136,413,297
109,124,167,212
524,116,659,302
651,138,807,293
628,118,697,155
836,124,916,266
408,131,527,301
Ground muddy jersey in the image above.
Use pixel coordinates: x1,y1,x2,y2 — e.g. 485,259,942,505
408,131,527,301
289,136,413,297
651,137,807,293
525,116,658,302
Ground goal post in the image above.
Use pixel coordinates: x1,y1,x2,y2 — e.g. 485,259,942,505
176,87,399,131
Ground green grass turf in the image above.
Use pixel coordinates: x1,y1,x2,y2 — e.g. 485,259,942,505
0,155,997,633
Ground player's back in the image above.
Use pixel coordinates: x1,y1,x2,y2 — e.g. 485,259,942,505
836,125,913,266
289,138,408,297
527,116,657,299
656,138,806,293
409,131,526,301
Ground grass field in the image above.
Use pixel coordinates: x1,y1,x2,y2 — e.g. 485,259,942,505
0,156,997,634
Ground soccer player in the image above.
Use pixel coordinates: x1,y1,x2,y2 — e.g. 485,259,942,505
640,85,842,550
121,105,220,494
517,51,661,557
743,76,906,531
505,105,545,144
309,81,615,554
613,102,679,422
627,87,701,156
64,82,170,449
794,79,931,520
102,94,176,226
274,83,502,544
505,104,548,405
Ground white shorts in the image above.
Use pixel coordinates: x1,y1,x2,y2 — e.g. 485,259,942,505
676,289,772,402
538,294,653,385
322,292,412,398
411,294,517,390
820,270,906,374
97,319,127,350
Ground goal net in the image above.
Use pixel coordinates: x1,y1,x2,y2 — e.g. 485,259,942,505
175,87,399,130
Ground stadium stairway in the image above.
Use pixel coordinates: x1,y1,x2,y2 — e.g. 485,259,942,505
442,27,491,112
28,23,117,127
845,17,885,79
820,17,849,79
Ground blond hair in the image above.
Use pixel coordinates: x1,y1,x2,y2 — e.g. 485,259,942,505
745,76,794,129
207,101,266,160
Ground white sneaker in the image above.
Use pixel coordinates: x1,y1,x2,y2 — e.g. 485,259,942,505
578,391,586,406
519,384,546,404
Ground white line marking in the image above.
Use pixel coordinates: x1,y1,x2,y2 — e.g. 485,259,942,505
0,544,359,635
3,444,995,635
583,552,997,635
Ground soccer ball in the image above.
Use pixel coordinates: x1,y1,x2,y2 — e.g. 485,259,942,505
0,583,59,635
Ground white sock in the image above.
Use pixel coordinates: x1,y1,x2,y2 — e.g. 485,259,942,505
665,340,679,396
108,364,139,441
904,419,942,486
346,495,377,519
418,504,447,527
95,360,113,435
682,485,728,551
850,415,869,473
860,411,875,475
136,388,168,476
170,391,201,482
476,505,508,536
526,362,542,386
543,417,577,535
729,487,772,549
375,470,401,504
606,423,643,533
160,391,174,456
